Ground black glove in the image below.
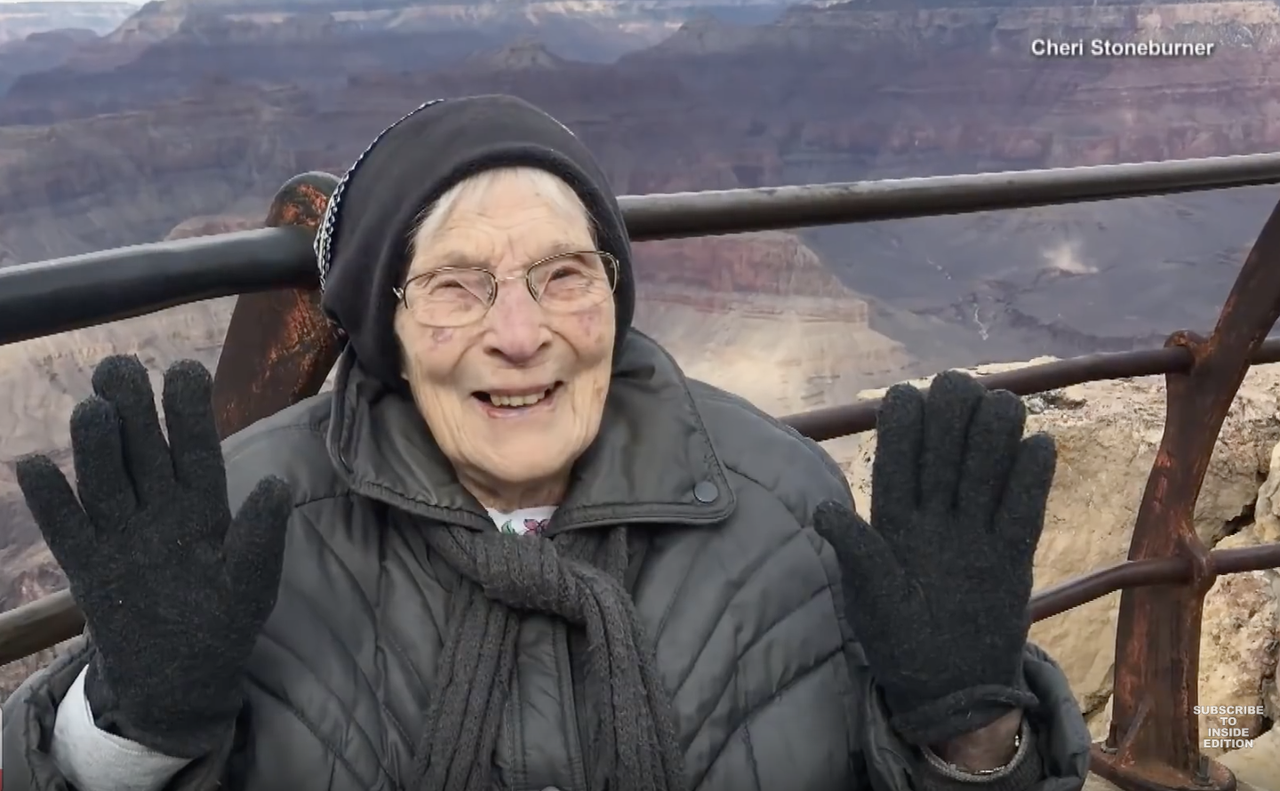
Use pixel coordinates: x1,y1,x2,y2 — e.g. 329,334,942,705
16,355,292,758
814,369,1056,747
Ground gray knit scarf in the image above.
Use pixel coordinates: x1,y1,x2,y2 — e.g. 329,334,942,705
408,523,687,791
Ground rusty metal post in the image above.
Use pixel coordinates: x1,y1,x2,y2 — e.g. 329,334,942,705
1091,195,1280,791
212,172,344,438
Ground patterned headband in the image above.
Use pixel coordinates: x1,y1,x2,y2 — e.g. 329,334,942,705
313,98,448,292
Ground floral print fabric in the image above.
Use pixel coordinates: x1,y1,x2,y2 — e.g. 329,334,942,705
486,505,557,536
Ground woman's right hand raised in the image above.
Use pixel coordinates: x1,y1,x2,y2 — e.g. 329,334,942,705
16,355,293,758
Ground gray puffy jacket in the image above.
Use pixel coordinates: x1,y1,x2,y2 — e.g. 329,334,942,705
3,332,1091,791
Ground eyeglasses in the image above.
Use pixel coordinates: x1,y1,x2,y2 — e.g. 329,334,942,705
393,249,619,328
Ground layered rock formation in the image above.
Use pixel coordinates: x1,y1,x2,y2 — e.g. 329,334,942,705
0,2,135,44
0,27,101,93
633,233,919,413
628,0,1280,170
0,0,1277,365
0,0,791,123
102,0,786,49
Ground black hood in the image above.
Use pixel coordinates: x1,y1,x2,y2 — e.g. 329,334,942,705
314,94,635,387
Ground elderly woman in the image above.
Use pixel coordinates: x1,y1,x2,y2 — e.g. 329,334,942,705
2,95,1089,791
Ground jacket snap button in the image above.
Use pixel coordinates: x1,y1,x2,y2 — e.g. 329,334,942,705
693,480,718,503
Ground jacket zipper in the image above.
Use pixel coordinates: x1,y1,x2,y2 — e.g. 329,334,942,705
562,626,592,791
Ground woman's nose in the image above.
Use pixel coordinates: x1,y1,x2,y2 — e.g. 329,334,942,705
482,277,549,363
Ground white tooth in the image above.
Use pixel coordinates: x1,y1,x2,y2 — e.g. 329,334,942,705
490,389,550,408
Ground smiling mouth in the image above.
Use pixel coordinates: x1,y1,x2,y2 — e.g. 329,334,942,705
473,382,564,410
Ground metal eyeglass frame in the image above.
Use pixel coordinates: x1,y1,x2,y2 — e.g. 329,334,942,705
392,249,619,327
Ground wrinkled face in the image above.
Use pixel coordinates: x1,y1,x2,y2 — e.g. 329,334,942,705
394,169,616,506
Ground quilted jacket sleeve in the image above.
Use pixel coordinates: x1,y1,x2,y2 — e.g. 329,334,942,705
50,665,193,791
1,638,234,791
847,640,1091,791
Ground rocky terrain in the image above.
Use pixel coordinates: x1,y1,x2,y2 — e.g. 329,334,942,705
0,2,137,92
634,233,918,413
834,359,1280,791
0,28,97,91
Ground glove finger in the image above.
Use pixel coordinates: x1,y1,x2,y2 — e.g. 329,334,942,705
223,476,293,625
871,383,925,527
91,355,175,508
919,370,985,514
813,501,894,589
163,360,230,530
69,396,138,532
993,432,1056,561
955,389,1026,527
812,500,873,552
15,454,97,579
812,501,920,649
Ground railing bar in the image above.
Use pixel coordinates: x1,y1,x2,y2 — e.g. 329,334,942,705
0,226,317,347
1029,543,1280,622
8,154,1280,346
0,589,79,665
1031,556,1188,622
785,337,1280,441
621,152,1280,240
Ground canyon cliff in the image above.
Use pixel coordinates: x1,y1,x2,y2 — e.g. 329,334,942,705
0,0,1275,361
5,6,1280,777
0,2,135,44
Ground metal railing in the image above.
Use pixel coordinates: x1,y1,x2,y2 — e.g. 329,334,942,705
7,153,1280,791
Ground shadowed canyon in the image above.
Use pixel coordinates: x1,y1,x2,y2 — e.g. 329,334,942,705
5,4,1280,770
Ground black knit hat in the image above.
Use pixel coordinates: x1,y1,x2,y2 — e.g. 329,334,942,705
314,95,636,387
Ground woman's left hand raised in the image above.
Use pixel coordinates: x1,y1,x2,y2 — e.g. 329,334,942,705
813,369,1057,749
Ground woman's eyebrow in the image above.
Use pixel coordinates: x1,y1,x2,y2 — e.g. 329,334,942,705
408,250,488,276
409,239,592,278
537,240,595,259
438,251,489,268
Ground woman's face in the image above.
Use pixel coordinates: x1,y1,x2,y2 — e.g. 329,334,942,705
393,170,616,509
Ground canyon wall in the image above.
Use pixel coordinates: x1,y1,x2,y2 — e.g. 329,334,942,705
0,0,1275,362
7,0,1280,726
0,2,135,44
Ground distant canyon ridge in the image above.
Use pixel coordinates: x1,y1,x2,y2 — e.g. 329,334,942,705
4,0,1280,690
0,0,1274,360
